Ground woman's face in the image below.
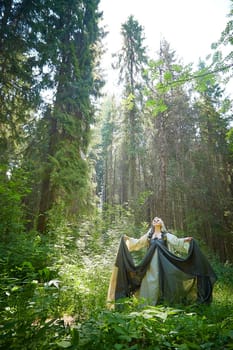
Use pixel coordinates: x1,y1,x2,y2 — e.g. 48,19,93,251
152,217,163,227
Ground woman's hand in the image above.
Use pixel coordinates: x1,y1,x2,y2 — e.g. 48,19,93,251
124,235,130,241
184,237,193,242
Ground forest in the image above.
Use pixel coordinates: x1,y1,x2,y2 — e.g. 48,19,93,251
0,0,233,349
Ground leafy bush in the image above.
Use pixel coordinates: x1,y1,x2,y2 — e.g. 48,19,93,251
53,301,233,349
0,166,28,241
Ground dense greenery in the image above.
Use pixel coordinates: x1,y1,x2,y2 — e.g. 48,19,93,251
1,215,233,349
0,0,104,234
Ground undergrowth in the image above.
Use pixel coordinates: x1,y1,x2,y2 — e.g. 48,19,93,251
0,215,233,349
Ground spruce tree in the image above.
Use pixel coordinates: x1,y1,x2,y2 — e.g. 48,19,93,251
35,0,104,232
113,15,147,206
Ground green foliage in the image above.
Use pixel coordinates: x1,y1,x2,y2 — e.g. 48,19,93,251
0,229,59,349
210,1,233,81
1,215,233,349
0,166,30,240
34,0,104,231
145,97,168,116
72,301,233,349
0,0,43,166
227,127,233,155
114,14,147,87
49,142,94,216
1,0,105,233
0,212,113,349
122,93,136,111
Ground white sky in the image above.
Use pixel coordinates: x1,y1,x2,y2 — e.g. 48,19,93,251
99,0,231,94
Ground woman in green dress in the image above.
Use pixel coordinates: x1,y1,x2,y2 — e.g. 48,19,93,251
107,217,217,308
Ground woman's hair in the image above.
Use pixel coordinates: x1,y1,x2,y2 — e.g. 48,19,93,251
160,219,167,233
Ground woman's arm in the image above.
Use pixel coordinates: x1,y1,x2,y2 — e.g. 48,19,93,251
166,232,192,254
124,230,150,252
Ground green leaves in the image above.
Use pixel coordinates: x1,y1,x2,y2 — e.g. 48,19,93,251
226,128,233,154
146,97,168,117
122,93,135,111
75,302,233,349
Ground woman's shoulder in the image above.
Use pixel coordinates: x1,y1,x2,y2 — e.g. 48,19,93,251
164,232,177,241
165,231,173,235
